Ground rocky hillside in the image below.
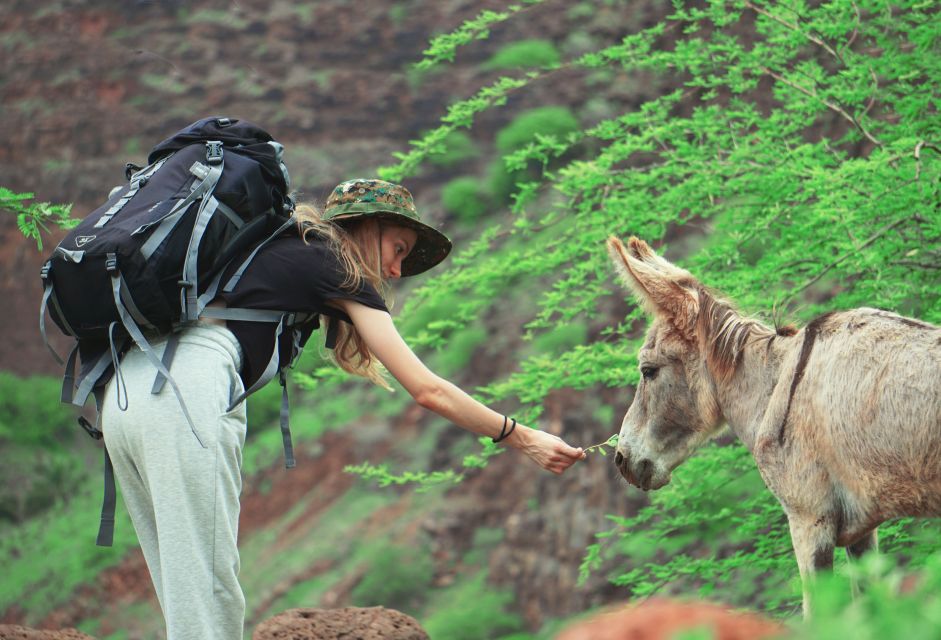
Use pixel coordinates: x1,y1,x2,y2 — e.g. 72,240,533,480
1,1,675,637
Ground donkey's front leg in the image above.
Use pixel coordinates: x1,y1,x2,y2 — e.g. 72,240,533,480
786,514,837,619
846,529,879,599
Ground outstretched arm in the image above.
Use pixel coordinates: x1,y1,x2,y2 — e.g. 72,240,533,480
333,300,585,475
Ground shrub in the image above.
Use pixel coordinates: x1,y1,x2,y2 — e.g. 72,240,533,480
441,177,490,223
0,373,86,523
421,570,523,640
494,106,579,156
0,373,74,448
483,40,561,71
530,322,588,356
428,131,480,168
490,107,580,203
351,544,434,613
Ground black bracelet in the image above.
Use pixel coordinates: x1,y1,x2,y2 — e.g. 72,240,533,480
492,416,517,443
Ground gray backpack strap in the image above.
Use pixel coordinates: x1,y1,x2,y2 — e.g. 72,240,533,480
181,143,226,323
106,253,205,448
223,312,297,468
199,307,285,323
204,306,312,470
221,216,297,294
151,332,181,395
227,313,290,407
72,386,116,547
278,371,294,469
72,346,122,408
60,343,80,404
93,156,171,229
213,199,246,229
96,445,117,547
195,215,294,317
139,154,224,260
39,261,71,364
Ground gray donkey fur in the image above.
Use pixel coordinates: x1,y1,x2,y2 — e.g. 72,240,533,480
607,236,941,616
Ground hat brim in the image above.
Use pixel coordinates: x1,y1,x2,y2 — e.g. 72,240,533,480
330,211,452,277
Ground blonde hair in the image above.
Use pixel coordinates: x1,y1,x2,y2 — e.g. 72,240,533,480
294,202,392,390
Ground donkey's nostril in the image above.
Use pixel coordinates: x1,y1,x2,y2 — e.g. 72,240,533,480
614,451,624,466
637,458,653,487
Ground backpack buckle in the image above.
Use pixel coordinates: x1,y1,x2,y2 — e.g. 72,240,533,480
105,253,118,273
206,140,224,165
78,416,103,440
40,261,51,280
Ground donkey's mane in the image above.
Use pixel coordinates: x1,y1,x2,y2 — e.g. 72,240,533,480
696,287,775,380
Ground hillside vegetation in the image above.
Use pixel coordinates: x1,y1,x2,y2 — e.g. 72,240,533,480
2,1,940,638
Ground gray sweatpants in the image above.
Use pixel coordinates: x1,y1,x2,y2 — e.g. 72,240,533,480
102,324,247,640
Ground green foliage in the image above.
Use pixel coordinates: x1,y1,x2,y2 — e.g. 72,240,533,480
489,106,580,202
794,553,941,638
529,321,588,355
379,75,539,183
139,72,188,95
0,373,74,447
441,177,490,223
483,39,561,71
428,130,481,168
1,187,75,250
494,106,580,155
375,1,941,618
184,9,248,29
0,373,87,523
0,482,138,622
415,2,547,70
350,544,435,613
421,570,524,640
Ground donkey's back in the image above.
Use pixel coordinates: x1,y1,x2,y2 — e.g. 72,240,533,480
772,307,941,528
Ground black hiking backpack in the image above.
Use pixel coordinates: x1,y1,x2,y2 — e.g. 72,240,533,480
40,117,319,545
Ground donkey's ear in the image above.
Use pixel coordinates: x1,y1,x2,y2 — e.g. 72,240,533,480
607,236,699,336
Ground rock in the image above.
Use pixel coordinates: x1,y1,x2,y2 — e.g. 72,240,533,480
553,598,785,640
0,626,96,640
253,607,428,640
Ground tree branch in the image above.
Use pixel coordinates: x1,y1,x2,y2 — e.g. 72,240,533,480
760,66,882,147
780,216,910,307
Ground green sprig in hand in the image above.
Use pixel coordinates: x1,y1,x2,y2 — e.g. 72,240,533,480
584,434,618,456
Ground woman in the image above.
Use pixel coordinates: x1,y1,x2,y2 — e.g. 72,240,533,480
102,178,586,640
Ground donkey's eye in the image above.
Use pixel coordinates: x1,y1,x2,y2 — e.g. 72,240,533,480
641,366,659,381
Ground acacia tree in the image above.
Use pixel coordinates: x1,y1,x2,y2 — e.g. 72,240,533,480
337,0,941,614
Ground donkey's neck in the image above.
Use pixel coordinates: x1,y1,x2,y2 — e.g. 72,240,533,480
714,332,790,452
695,292,790,452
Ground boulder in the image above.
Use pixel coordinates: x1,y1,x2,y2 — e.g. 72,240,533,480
0,627,95,640
253,607,428,640
554,598,785,640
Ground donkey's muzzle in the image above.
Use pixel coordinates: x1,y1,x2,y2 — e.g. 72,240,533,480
615,449,657,491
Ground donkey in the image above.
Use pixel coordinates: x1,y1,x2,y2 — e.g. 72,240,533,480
607,236,941,615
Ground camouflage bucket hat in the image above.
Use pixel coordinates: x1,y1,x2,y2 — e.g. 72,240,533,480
323,178,452,277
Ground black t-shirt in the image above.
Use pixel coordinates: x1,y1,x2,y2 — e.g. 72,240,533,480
219,234,388,388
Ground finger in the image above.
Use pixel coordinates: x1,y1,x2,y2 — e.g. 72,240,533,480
557,444,584,459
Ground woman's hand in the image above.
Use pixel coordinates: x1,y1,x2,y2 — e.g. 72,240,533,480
508,425,586,475
336,302,587,476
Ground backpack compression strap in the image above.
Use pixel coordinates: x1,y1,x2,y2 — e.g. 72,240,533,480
93,156,171,229
180,141,225,324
